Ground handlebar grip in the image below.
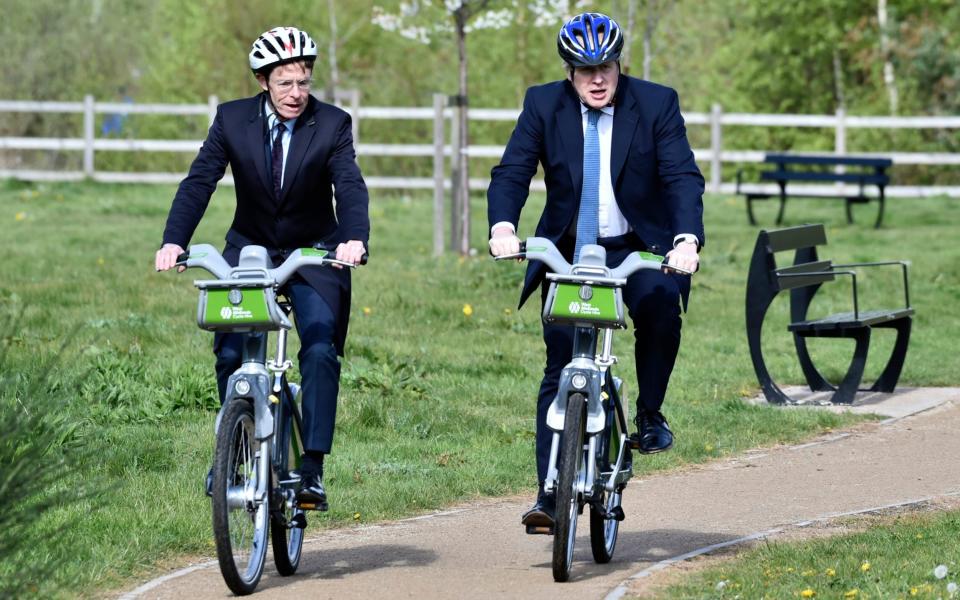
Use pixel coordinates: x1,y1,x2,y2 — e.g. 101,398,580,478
519,241,527,254
358,252,369,266
175,252,190,266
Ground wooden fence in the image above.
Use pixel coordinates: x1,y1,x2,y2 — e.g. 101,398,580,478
2,95,959,252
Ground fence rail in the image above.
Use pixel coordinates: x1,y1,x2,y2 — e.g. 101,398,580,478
2,96,959,198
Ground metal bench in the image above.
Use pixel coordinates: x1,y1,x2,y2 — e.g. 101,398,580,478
745,224,913,404
736,154,893,228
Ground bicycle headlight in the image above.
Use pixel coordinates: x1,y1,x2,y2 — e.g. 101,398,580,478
235,379,251,395
571,373,588,390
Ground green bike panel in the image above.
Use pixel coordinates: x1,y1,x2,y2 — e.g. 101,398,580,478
300,248,329,258
203,289,272,325
549,283,620,322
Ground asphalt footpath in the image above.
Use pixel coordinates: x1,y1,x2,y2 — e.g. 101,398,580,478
118,387,960,600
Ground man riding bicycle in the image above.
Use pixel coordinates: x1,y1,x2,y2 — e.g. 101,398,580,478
155,26,369,509
487,12,705,530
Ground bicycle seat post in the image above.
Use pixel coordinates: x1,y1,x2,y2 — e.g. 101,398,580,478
268,302,294,393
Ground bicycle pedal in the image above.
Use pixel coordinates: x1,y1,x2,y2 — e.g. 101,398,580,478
288,512,308,529
525,524,554,536
297,500,329,512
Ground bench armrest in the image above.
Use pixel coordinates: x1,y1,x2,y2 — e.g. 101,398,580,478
778,269,860,320
831,260,911,310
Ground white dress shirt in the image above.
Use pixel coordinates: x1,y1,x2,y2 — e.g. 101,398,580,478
264,102,297,189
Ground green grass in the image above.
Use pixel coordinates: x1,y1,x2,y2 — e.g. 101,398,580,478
650,507,960,599
1,180,958,595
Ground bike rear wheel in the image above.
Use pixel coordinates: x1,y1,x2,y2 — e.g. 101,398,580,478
212,399,269,595
552,393,586,582
271,392,304,575
590,394,626,563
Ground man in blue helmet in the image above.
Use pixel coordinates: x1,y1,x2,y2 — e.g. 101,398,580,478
487,12,704,529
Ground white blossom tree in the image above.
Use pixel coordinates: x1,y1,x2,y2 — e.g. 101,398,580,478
372,0,579,254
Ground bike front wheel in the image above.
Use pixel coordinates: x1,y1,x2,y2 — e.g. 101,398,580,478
212,399,269,595
553,392,586,582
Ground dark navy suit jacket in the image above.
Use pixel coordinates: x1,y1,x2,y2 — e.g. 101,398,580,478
162,92,370,352
487,75,704,307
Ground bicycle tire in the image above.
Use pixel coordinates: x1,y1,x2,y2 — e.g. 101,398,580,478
552,392,586,582
212,399,269,595
271,392,304,576
590,380,627,563
589,418,622,563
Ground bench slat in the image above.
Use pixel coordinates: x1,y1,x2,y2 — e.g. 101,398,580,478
788,308,915,331
763,224,826,253
760,170,889,185
765,154,893,168
775,260,834,290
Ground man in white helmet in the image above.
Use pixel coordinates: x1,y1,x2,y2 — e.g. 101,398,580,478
155,26,369,510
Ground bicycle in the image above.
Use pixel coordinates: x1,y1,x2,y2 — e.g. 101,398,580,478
496,237,692,582
173,243,363,595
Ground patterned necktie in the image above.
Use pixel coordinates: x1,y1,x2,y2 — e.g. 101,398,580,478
575,109,602,262
271,120,285,198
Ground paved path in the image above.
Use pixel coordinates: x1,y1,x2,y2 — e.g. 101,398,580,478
120,388,960,599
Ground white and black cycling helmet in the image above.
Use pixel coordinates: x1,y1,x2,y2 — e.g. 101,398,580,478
557,13,624,68
249,26,318,74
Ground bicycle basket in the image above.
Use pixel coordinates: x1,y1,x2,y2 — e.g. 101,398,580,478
196,282,288,332
543,281,626,329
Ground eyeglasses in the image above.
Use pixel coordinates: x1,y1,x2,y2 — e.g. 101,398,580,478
272,78,313,92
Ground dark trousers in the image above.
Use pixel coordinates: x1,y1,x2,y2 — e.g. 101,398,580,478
534,233,683,482
214,279,341,454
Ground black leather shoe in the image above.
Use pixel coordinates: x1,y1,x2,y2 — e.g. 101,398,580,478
630,411,674,454
296,472,329,511
205,468,213,497
521,492,556,532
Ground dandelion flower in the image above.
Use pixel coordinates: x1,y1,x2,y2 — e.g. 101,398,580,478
362,306,372,316
503,308,512,315
353,512,361,521
860,561,871,572
715,580,728,591
14,211,26,221
936,565,949,580
825,568,836,577
801,589,815,598
947,581,957,596
462,303,473,317
909,587,919,596
843,590,859,598
704,443,714,452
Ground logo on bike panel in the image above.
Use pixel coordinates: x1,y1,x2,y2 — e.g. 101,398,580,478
220,306,232,319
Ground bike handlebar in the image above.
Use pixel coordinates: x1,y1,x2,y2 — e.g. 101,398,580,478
174,244,366,288
493,237,694,277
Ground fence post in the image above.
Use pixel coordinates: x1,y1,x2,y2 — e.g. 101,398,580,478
349,89,361,147
433,93,446,256
835,107,847,190
207,95,218,126
710,103,723,194
83,94,95,178
448,96,461,252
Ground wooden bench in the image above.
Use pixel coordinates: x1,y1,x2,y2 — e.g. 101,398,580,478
745,224,914,404
736,154,893,228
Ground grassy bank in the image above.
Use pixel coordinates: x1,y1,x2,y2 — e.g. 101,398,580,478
650,506,960,599
2,180,958,594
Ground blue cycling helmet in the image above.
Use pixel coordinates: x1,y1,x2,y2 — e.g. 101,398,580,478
557,13,624,68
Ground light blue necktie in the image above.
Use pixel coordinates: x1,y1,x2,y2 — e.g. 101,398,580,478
575,109,602,262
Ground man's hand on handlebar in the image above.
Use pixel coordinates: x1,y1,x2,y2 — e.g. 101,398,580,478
155,243,186,272
664,241,699,274
488,226,521,259
334,240,366,268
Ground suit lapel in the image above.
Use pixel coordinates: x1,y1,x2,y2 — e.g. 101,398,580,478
279,98,319,205
246,94,272,197
556,83,584,201
611,75,640,187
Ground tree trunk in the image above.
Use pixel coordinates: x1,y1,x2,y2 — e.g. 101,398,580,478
877,0,898,115
455,9,471,256
623,0,637,75
642,0,657,80
326,0,340,100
